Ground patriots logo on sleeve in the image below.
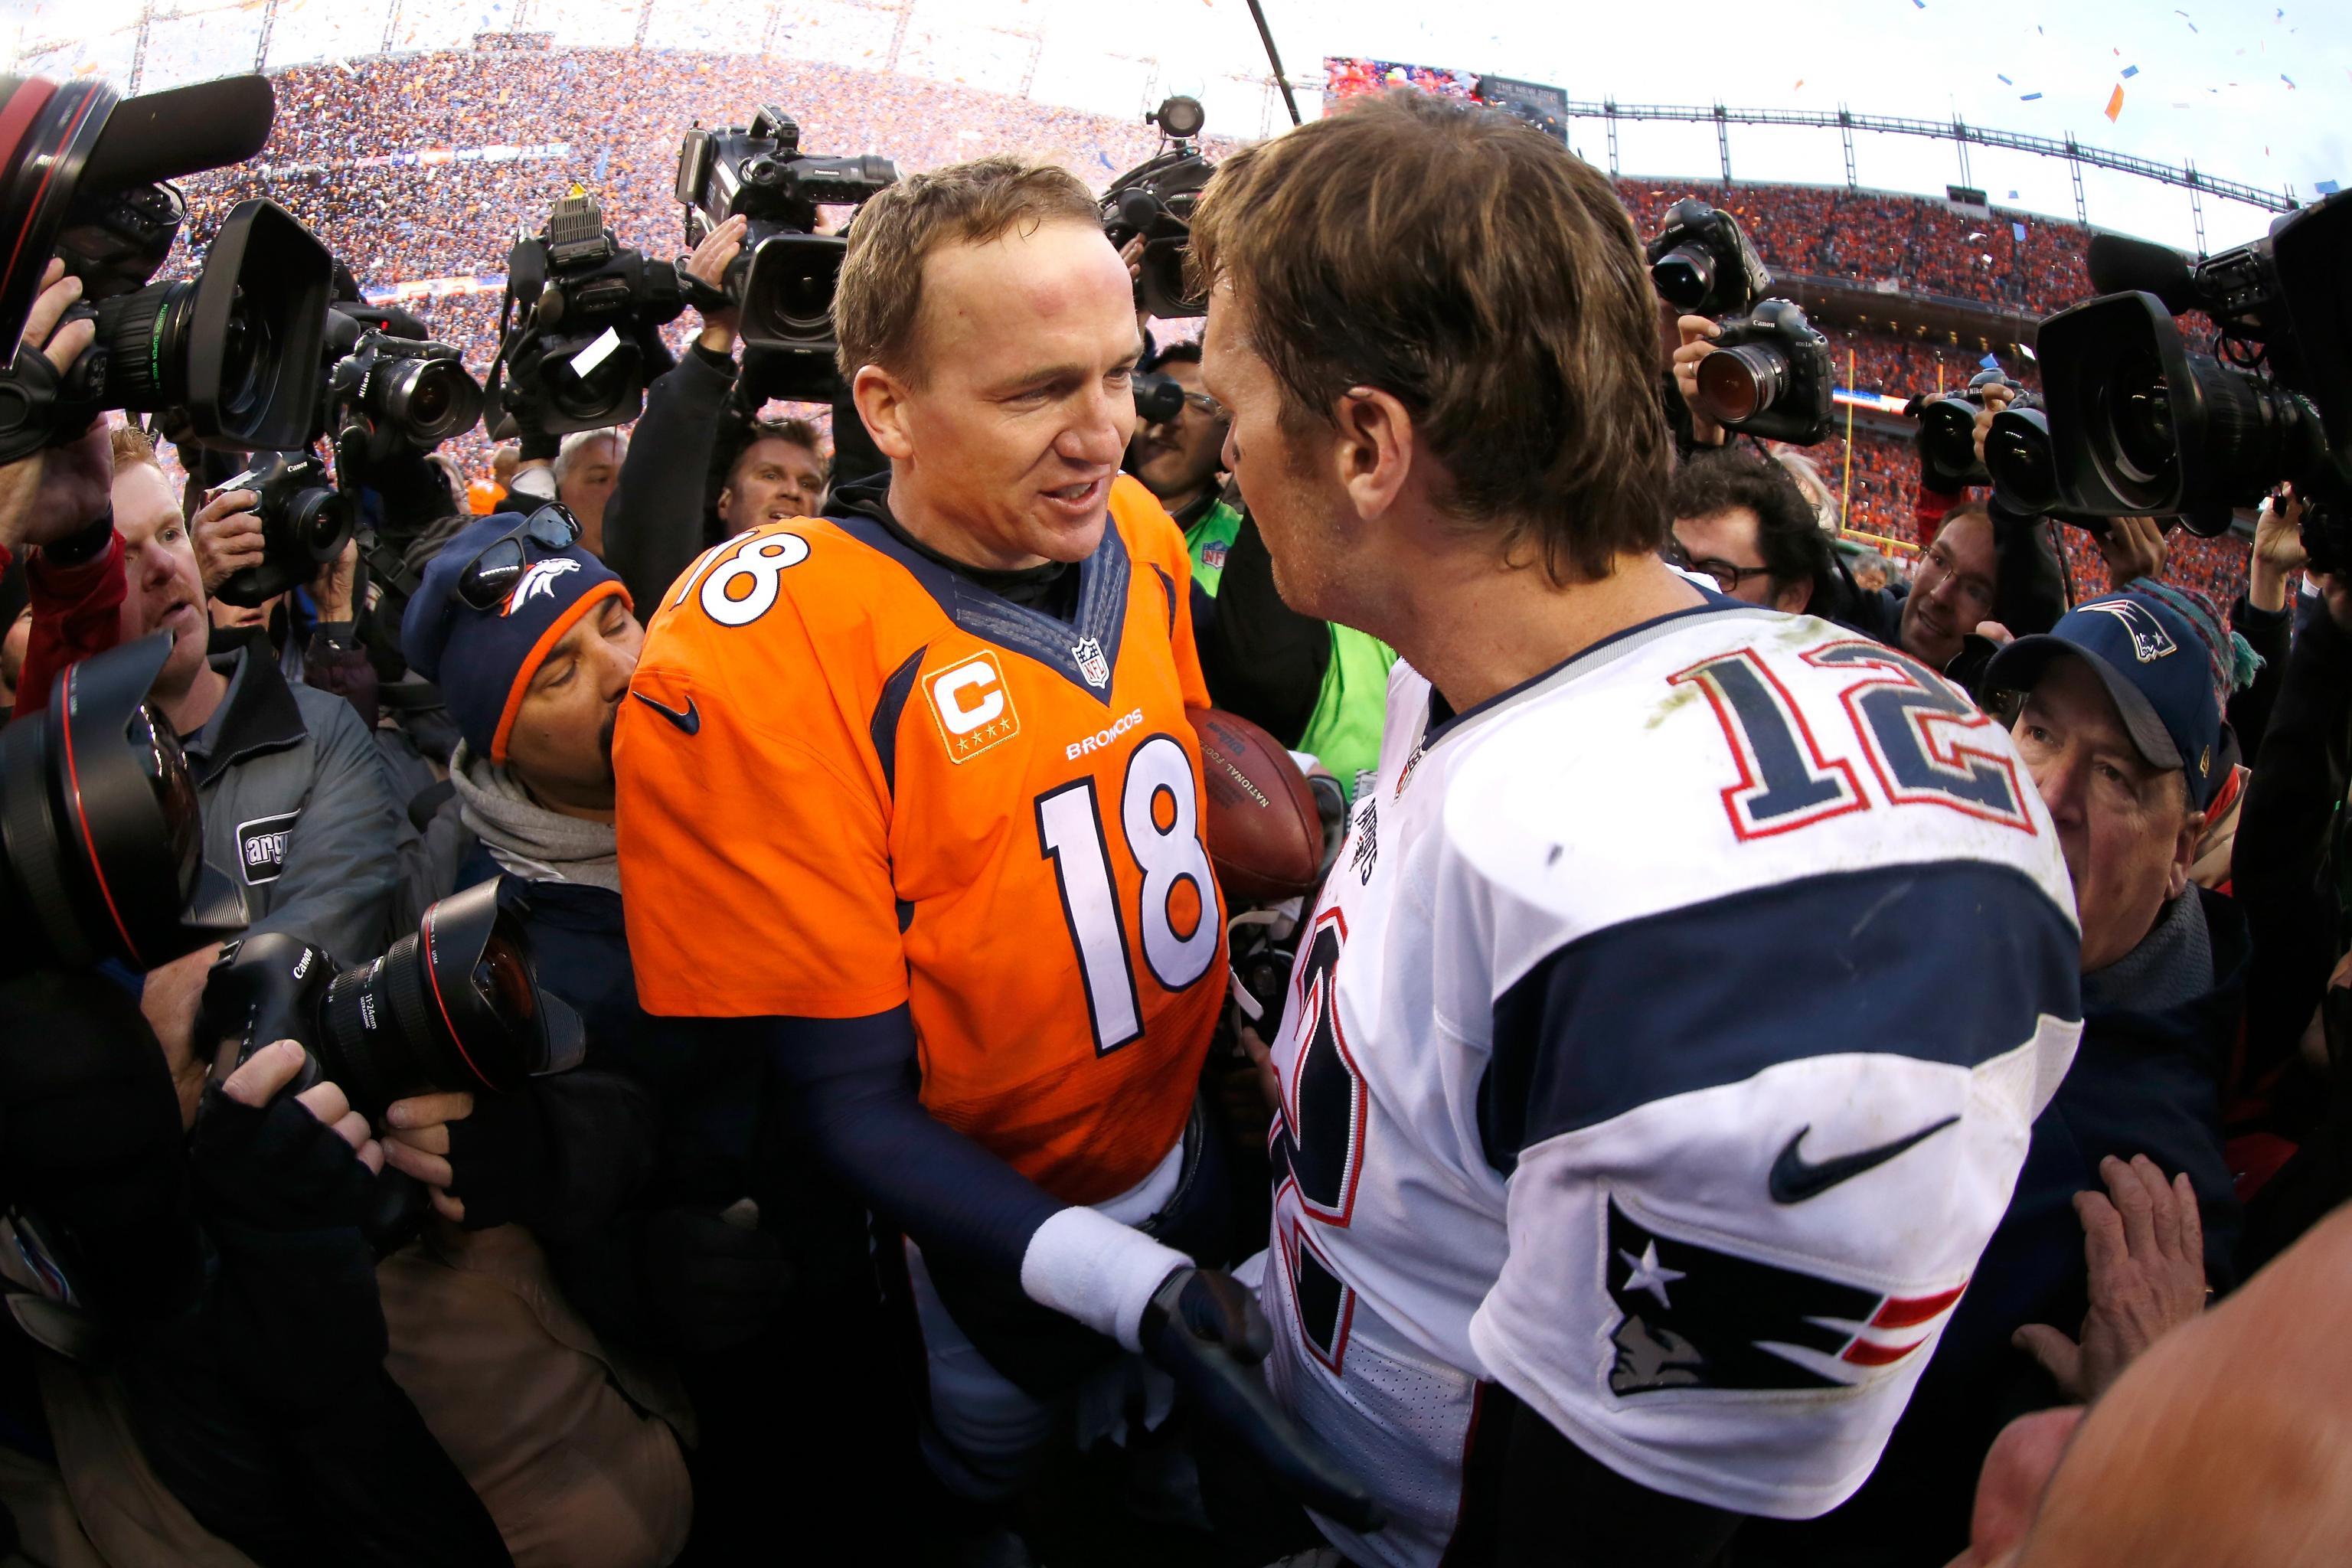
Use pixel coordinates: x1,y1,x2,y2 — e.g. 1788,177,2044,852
1604,1201,1965,1396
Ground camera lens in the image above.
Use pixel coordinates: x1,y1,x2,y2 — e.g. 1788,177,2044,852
214,286,273,423
1651,246,1715,312
377,354,484,446
2102,346,2177,485
1920,397,1991,488
311,883,547,1118
1694,342,1788,424
1987,407,2061,514
87,279,198,411
126,702,204,897
744,240,843,343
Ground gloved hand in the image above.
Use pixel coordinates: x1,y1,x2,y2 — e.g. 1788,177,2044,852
1140,1266,1385,1533
443,1086,560,1231
642,1205,795,1355
190,1040,382,1240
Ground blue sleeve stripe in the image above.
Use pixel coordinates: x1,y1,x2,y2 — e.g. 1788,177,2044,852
1480,861,2081,1174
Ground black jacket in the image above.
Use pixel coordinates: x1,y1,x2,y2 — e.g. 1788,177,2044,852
1736,886,2247,1568
603,343,740,619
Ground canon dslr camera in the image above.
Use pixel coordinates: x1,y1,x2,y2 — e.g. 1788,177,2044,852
200,880,584,1120
1646,198,1772,319
677,106,899,401
1691,299,1836,446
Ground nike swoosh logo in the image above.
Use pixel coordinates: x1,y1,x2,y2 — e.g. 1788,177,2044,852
630,691,701,736
1769,1115,1961,1205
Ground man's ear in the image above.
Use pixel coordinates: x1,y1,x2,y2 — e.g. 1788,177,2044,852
1330,386,1415,523
1773,577,1814,615
852,364,914,462
2168,805,2207,900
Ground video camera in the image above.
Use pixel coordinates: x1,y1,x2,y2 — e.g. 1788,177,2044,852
2017,192,2352,563
0,635,245,978
201,880,584,1122
0,75,333,464
677,106,899,402
490,193,686,436
1102,96,1215,319
1647,200,1835,446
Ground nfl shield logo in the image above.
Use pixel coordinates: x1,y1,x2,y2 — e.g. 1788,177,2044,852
1072,635,1111,688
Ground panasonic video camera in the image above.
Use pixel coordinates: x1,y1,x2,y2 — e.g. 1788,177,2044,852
2020,191,2352,563
1102,96,1216,320
0,75,332,465
490,193,687,435
676,106,899,402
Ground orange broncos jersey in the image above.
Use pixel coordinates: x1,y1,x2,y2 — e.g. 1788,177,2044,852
615,476,1225,1204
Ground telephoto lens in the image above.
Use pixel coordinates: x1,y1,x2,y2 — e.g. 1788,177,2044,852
367,348,483,448
203,880,586,1120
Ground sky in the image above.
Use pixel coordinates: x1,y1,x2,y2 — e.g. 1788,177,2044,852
11,0,2344,253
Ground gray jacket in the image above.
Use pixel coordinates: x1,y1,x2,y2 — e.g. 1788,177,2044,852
185,642,412,965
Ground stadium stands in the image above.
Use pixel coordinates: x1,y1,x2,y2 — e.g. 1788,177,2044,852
167,45,2246,605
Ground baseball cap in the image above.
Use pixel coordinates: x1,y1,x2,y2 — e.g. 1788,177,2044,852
400,508,631,765
1984,586,2225,808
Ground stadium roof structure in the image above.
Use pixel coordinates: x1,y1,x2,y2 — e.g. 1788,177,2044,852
1558,97,2293,247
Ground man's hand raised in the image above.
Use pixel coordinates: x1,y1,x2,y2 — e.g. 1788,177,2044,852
2013,1154,2206,1403
686,213,748,355
1141,1266,1386,1533
0,260,111,557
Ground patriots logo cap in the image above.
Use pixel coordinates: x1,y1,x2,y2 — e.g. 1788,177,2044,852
400,510,632,765
1983,586,2227,808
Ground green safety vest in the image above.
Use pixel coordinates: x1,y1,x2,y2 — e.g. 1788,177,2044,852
1184,498,1396,799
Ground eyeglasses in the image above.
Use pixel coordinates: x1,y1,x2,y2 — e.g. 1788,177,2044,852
1159,390,1227,422
457,505,583,611
1664,537,1775,594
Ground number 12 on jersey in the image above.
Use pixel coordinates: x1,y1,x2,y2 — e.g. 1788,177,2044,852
1035,733,1220,1055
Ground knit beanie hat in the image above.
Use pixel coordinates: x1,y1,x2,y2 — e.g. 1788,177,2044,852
399,509,632,764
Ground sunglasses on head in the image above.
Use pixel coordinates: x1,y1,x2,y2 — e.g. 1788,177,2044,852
457,505,583,611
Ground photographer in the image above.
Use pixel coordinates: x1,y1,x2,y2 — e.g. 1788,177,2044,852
0,959,505,1563
393,512,889,1560
191,487,381,728
107,427,410,1110
1668,447,1834,613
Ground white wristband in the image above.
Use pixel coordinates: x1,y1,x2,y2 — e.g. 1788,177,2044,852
1019,1206,1191,1351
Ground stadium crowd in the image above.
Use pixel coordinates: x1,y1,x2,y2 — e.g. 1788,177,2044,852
2,42,2345,1568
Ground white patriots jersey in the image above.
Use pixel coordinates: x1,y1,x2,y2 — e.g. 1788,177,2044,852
1259,601,2082,1566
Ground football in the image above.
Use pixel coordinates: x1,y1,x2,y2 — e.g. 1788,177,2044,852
1194,708,1325,904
